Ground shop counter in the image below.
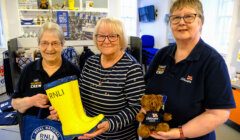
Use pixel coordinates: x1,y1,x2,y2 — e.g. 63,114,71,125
232,80,240,89
226,81,240,131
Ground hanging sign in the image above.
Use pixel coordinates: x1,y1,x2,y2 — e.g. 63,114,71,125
56,11,69,38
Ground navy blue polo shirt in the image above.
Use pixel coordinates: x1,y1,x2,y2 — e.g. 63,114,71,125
12,57,80,118
145,39,235,140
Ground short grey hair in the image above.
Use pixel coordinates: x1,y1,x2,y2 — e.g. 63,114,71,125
37,22,65,45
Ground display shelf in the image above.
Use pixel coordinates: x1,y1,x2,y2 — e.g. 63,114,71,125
18,0,108,41
229,88,240,125
19,8,108,13
65,40,94,46
52,9,76,12
18,0,108,13
19,9,51,12
81,8,108,13
82,0,108,9
17,38,94,48
21,25,42,28
82,27,94,32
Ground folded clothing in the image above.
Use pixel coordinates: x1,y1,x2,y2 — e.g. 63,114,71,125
0,98,14,113
0,111,18,125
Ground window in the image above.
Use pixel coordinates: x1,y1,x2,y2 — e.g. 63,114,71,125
214,0,234,54
202,0,235,55
0,5,5,48
120,0,138,36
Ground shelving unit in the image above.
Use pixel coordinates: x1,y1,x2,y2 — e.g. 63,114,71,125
18,0,108,45
19,9,51,12
17,37,94,48
230,88,240,125
21,25,42,28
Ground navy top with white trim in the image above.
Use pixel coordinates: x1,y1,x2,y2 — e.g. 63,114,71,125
145,39,235,140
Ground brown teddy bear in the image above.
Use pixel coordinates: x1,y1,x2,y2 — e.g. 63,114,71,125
136,94,172,138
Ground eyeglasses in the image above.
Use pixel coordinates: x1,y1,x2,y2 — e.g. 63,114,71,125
95,34,119,42
169,13,198,24
40,41,62,48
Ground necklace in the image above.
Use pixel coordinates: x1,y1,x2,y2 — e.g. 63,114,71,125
98,52,124,86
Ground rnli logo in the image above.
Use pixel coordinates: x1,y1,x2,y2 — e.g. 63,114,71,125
30,79,42,88
31,125,63,140
180,75,193,84
156,65,166,74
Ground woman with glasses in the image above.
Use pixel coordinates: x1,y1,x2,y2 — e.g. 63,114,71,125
78,17,145,140
144,0,235,140
11,22,80,133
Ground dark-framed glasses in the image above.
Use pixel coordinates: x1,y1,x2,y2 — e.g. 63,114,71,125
95,34,119,42
169,13,198,24
40,41,62,48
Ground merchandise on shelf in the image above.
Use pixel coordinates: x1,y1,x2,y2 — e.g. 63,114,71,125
18,0,108,40
39,0,49,9
68,0,75,10
86,0,94,9
19,0,38,9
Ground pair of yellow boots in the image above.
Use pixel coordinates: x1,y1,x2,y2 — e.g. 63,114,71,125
44,76,104,136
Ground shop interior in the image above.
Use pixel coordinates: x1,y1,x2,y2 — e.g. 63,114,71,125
0,0,240,139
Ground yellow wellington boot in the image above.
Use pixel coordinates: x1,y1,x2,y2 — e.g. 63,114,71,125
44,75,104,136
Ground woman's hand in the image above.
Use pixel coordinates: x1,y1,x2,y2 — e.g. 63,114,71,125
150,128,180,140
136,107,147,122
47,106,59,121
78,121,110,139
31,93,49,108
11,93,49,113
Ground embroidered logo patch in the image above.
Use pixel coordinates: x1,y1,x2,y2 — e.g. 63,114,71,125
144,112,163,125
31,125,63,140
180,75,193,84
30,79,42,88
156,65,166,74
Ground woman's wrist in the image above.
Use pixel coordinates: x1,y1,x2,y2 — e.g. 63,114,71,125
25,97,34,109
178,126,186,140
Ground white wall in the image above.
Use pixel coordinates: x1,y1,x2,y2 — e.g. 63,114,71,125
201,0,218,47
200,0,240,70
0,0,22,44
108,0,121,18
229,0,240,71
139,0,170,49
0,0,8,48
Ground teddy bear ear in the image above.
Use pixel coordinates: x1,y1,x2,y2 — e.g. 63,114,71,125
141,95,146,102
157,95,163,102
141,95,147,105
141,95,147,100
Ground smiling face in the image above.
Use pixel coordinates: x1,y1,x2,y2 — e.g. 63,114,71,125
96,23,122,57
170,7,203,43
39,31,63,64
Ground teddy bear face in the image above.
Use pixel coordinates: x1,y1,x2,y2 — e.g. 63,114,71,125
141,94,163,112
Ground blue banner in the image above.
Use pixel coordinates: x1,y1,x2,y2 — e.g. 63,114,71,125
56,11,69,38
